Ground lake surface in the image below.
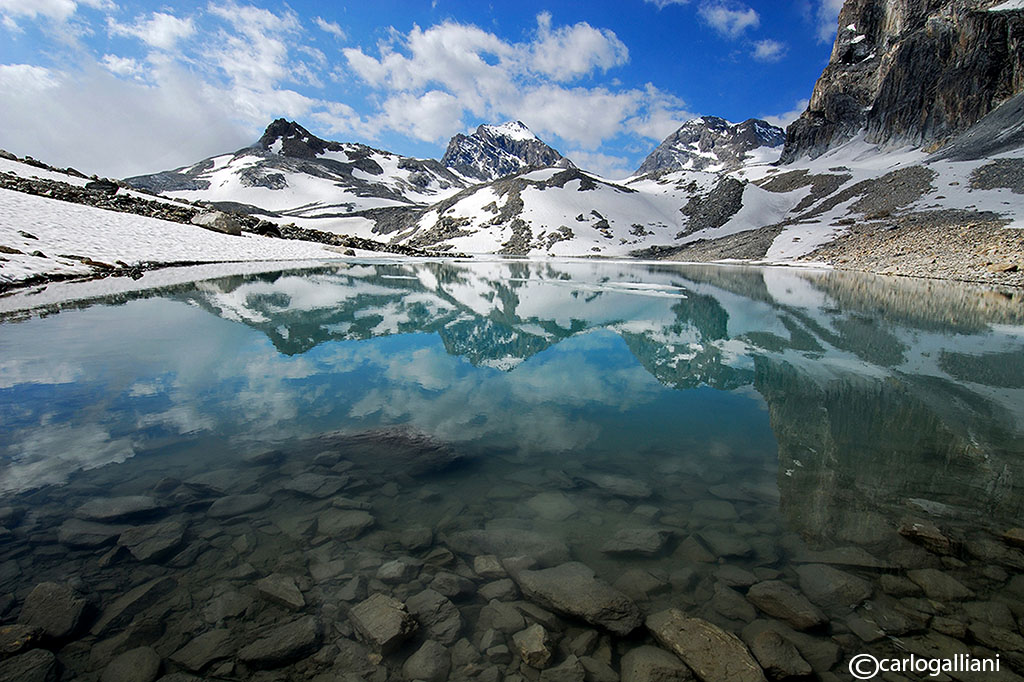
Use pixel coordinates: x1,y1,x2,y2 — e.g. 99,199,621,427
1,259,1023,681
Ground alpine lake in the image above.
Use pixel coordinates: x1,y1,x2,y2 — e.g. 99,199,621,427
1,259,1023,682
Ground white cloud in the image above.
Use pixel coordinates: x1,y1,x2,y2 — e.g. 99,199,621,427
0,63,61,91
763,98,808,128
518,86,638,149
530,11,628,82
100,54,144,77
644,0,691,7
698,1,759,38
314,16,345,40
624,84,697,141
814,0,844,43
382,90,464,142
0,61,251,177
342,16,689,149
0,0,78,23
565,149,633,180
108,12,195,51
751,39,786,62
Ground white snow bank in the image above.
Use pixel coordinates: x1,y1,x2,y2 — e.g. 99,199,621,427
0,188,343,284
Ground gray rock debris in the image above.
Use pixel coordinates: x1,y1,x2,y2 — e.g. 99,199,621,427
406,588,462,645
191,211,242,236
401,639,450,682
513,562,643,636
620,645,693,682
256,573,305,611
512,623,552,669
100,646,161,682
236,615,321,669
746,581,827,631
18,582,87,640
646,609,766,682
349,593,417,654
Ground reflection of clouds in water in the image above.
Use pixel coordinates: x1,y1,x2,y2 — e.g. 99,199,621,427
0,421,134,493
0,359,81,389
350,334,658,452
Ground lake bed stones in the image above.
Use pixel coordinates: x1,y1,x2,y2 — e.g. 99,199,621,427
647,609,766,682
349,594,417,654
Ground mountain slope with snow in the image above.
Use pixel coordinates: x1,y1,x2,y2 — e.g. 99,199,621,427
125,120,469,221
636,117,785,175
441,121,574,182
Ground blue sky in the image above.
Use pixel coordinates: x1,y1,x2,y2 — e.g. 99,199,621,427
0,0,843,178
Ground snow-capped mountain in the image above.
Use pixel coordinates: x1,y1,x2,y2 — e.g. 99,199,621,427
381,166,795,256
125,119,469,220
635,116,785,175
441,121,574,182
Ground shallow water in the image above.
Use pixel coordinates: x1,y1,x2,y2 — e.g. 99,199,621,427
1,260,1023,681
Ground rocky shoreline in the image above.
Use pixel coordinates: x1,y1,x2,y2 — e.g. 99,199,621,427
1,427,1023,682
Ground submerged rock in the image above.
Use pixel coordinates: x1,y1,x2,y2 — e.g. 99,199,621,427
171,629,234,672
746,581,827,631
0,648,58,682
795,563,872,612
527,492,579,521
349,594,417,653
58,519,127,548
906,568,974,601
237,615,321,669
406,589,462,646
101,646,161,682
578,473,652,499
117,521,185,562
446,529,570,567
0,624,43,657
601,528,672,557
646,609,766,682
77,496,164,522
18,582,87,640
513,623,552,669
256,574,305,611
317,509,375,541
620,645,693,682
206,494,271,518
402,639,450,682
747,630,811,681
513,562,643,635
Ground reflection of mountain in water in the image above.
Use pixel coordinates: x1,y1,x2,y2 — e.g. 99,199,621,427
174,260,1024,531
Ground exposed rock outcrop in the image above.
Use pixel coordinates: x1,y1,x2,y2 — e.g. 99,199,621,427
782,0,1024,161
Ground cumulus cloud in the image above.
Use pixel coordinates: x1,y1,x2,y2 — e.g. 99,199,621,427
763,98,809,128
108,12,196,51
530,11,628,82
342,16,688,147
751,39,786,62
0,61,251,176
698,1,759,38
0,3,694,173
814,0,844,43
565,150,634,180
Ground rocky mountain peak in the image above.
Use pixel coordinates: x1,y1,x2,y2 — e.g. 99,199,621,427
635,116,785,175
780,0,1024,162
257,119,334,159
441,120,574,182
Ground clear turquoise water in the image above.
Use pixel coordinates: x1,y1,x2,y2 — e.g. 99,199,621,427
1,260,1023,679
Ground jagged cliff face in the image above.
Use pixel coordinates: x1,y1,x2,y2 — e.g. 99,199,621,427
440,121,573,182
781,0,1024,162
636,116,784,175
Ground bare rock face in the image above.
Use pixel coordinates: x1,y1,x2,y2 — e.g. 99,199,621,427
781,0,1024,162
636,117,784,174
441,121,574,182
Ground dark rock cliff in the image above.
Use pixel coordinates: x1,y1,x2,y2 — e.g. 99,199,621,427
781,0,1024,162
